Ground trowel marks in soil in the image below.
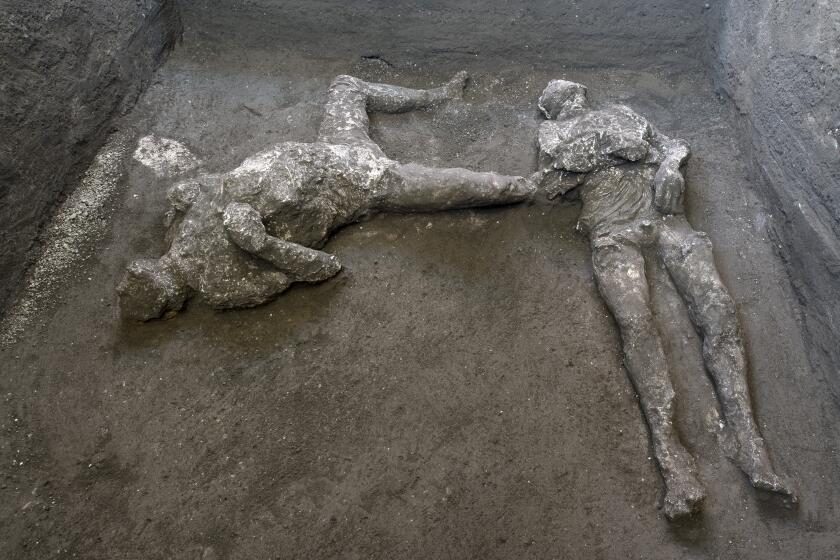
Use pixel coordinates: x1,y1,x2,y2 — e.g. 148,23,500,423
133,135,202,177
0,133,131,346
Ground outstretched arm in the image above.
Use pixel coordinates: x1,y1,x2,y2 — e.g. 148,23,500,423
222,203,341,283
374,162,535,213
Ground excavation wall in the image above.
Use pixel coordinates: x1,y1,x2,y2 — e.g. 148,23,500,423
710,0,840,390
0,0,181,308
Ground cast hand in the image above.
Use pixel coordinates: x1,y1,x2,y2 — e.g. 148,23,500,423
444,71,470,99
653,163,685,215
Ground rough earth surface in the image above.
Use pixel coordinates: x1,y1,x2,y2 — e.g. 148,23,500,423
0,0,181,309
709,0,840,396
1,1,839,559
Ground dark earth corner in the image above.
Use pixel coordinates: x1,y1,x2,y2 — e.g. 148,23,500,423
0,0,182,309
1,1,838,558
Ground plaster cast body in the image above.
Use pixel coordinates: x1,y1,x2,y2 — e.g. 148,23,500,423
118,73,534,320
536,80,796,520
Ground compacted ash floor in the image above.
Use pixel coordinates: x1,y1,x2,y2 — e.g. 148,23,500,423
2,11,840,560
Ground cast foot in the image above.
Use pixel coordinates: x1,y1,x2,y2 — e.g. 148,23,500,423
662,473,706,521
443,71,469,99
749,470,798,503
737,437,798,502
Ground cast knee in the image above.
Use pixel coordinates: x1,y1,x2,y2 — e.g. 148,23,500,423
646,395,678,432
329,74,363,92
614,308,658,344
698,290,739,343
660,229,713,264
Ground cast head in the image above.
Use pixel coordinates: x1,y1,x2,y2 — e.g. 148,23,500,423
117,258,187,321
538,80,590,120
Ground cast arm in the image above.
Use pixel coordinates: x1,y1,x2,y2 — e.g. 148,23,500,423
222,202,341,283
534,144,586,200
648,130,690,215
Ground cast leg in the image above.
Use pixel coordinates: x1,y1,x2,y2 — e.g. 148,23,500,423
592,237,705,520
317,75,383,154
658,223,796,499
374,162,534,213
316,73,468,152
362,71,468,113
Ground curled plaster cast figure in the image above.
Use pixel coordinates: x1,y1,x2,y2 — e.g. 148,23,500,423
118,73,534,320
535,79,796,520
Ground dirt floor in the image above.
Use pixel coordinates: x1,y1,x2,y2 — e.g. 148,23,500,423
2,11,840,560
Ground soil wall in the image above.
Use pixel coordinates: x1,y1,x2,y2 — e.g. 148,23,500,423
179,0,709,68
0,0,181,309
709,0,840,391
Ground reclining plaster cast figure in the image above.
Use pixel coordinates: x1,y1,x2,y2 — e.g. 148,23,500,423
118,73,534,320
535,79,796,520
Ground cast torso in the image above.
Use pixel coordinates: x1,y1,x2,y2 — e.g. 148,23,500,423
219,141,395,247
578,163,658,235
538,105,653,173
538,105,660,234
164,141,394,302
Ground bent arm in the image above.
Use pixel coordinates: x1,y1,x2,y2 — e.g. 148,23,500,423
223,203,341,283
646,128,690,166
535,148,587,200
648,130,690,215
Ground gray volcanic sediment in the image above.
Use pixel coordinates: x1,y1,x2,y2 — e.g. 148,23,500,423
1,1,838,558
